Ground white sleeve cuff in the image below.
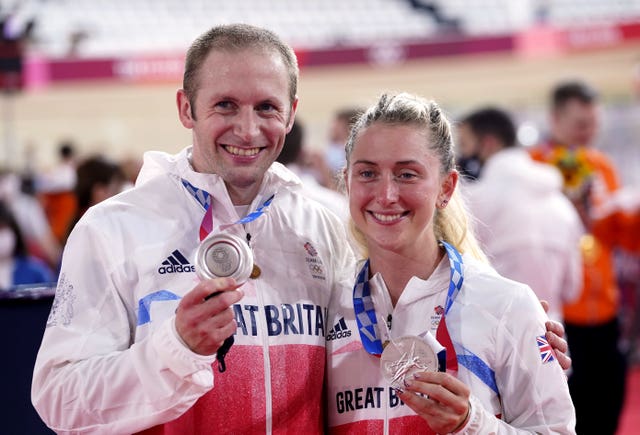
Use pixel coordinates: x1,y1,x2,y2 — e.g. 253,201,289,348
151,316,216,385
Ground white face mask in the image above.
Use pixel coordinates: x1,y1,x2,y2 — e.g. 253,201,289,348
0,228,16,259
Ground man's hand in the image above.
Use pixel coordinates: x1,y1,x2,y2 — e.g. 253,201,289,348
540,300,572,370
175,277,244,355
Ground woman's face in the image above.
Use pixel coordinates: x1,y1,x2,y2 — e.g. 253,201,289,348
346,122,455,256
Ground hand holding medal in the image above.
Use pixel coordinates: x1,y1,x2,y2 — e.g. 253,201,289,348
380,334,443,391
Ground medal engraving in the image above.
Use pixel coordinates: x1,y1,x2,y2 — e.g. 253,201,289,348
380,336,438,390
195,233,254,285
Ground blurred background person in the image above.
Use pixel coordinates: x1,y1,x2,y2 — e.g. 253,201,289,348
277,119,349,223
36,140,79,245
529,80,627,435
66,154,127,241
460,107,583,323
324,106,363,189
0,168,61,268
0,199,54,289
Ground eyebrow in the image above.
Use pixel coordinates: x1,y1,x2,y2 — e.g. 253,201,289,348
353,159,422,166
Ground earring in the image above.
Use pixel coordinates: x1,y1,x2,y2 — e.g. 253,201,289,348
440,199,448,208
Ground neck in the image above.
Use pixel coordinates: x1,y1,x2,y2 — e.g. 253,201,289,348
368,241,443,306
226,182,259,206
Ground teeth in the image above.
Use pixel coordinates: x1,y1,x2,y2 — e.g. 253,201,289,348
372,212,403,222
225,145,260,156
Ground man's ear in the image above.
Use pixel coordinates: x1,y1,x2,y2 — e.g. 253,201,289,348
286,97,299,133
177,89,195,129
342,167,350,195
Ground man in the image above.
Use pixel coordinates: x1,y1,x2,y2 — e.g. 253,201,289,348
460,107,584,323
31,24,569,434
31,24,355,434
529,80,626,435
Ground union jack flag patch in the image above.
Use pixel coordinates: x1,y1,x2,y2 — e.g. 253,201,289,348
536,335,555,364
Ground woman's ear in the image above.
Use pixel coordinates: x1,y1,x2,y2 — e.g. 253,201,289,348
439,170,459,206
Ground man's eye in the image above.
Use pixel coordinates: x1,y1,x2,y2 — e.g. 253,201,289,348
359,170,375,178
257,103,277,112
215,101,234,110
397,172,417,180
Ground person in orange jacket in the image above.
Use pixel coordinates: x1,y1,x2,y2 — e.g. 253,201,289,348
529,80,628,435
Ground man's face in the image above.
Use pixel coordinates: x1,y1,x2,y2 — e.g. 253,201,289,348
177,48,297,204
552,99,599,147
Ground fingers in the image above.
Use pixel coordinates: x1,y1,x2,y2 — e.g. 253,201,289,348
554,348,572,371
406,371,470,408
175,278,244,355
540,299,550,313
398,372,470,434
546,328,572,371
545,319,565,338
180,277,241,306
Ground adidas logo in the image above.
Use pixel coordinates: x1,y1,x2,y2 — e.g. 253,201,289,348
158,250,196,274
327,316,352,341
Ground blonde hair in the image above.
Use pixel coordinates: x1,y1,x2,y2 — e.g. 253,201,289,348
345,92,487,262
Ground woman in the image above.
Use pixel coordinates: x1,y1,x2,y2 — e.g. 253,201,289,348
326,93,575,434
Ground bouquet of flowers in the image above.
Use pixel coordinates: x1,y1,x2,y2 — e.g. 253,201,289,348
548,146,594,201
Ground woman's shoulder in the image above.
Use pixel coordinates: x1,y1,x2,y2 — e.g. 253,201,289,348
461,256,538,308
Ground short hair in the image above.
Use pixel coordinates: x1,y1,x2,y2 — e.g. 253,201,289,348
460,107,517,148
551,80,599,110
183,23,299,107
58,141,75,159
277,119,304,166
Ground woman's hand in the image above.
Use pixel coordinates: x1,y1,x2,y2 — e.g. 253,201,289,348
398,371,471,434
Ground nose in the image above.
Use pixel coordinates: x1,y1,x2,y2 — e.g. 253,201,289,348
232,108,260,142
377,175,399,205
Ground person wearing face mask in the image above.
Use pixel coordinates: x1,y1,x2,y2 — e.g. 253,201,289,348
324,106,364,187
0,200,54,289
459,107,584,324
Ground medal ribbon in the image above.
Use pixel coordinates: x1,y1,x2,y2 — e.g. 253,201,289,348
353,241,463,357
181,178,274,373
181,179,274,241
352,241,498,394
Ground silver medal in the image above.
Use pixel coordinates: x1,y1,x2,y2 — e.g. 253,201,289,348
380,336,439,390
195,233,254,285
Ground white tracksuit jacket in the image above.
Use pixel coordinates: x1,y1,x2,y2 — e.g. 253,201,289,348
326,254,576,434
31,147,355,434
